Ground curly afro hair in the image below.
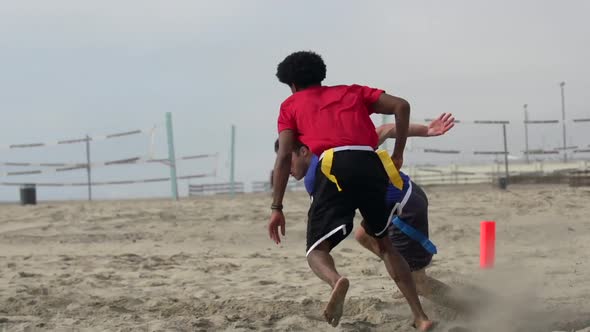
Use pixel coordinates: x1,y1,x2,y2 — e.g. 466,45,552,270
276,51,326,88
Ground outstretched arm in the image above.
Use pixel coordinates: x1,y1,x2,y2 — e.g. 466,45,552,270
376,113,455,145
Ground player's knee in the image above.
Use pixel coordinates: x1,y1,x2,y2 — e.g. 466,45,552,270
306,248,320,267
306,253,314,267
354,227,366,243
306,241,331,264
354,226,373,247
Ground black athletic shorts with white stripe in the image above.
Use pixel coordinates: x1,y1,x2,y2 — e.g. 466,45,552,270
306,150,390,256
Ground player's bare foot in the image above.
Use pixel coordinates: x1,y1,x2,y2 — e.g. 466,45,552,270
412,318,435,331
323,277,349,327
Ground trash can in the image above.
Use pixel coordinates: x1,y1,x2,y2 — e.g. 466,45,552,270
20,184,37,205
498,177,508,190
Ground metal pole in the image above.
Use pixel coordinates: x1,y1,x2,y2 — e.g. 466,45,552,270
502,124,509,183
560,82,567,163
85,135,92,201
523,104,529,164
166,112,179,200
230,125,236,196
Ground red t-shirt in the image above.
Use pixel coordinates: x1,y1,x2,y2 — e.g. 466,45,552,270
277,84,384,156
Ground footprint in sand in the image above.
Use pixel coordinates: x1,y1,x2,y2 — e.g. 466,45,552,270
340,321,377,331
18,271,41,278
447,327,473,332
361,267,378,276
248,252,264,258
257,280,276,285
60,255,74,262
50,212,65,222
192,318,214,330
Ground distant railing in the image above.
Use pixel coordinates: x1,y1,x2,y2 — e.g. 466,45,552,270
251,179,306,193
188,182,244,196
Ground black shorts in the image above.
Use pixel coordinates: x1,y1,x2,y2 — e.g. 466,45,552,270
388,182,433,271
306,150,390,256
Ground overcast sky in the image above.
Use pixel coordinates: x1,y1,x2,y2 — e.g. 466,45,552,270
0,0,589,201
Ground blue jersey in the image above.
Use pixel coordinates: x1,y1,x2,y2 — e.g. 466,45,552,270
303,155,320,194
304,154,410,206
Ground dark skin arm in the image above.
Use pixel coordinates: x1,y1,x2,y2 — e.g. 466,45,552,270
269,170,274,190
371,94,410,169
376,113,455,145
268,129,295,244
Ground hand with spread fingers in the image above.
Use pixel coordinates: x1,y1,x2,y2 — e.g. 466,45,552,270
427,113,455,137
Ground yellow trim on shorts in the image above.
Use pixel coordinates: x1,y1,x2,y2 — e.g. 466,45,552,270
320,148,342,191
376,149,404,190
319,147,404,191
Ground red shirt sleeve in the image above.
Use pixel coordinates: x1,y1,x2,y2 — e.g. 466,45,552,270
354,85,385,114
277,101,297,133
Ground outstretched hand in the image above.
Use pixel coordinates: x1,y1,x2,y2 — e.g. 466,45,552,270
427,113,455,137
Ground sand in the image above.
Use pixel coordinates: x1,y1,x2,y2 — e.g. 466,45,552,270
0,184,589,331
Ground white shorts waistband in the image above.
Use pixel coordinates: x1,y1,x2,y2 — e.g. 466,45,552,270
319,145,374,160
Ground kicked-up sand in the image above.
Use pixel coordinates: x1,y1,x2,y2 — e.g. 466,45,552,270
0,184,589,331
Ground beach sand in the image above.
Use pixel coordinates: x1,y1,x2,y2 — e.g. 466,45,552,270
0,184,589,331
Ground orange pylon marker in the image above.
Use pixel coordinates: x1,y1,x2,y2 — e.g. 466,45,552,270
480,221,496,269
